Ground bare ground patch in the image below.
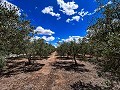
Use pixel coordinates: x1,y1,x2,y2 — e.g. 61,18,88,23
0,53,120,90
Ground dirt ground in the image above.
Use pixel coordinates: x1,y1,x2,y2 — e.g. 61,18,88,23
0,52,120,90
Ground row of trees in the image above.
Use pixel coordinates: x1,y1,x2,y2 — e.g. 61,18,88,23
0,3,55,68
57,38,89,65
87,0,120,74
57,0,120,75
25,39,55,64
57,40,79,65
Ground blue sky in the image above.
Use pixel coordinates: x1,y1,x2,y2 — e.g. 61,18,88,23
1,0,112,46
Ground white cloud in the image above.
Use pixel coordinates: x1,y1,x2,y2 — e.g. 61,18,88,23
42,36,55,41
34,26,55,35
30,35,55,42
107,1,112,5
0,0,21,15
53,45,57,48
72,16,80,21
66,8,91,23
35,7,38,9
61,36,83,43
42,6,61,20
66,1,113,23
30,36,41,42
57,0,78,16
78,9,89,17
34,36,40,40
89,1,113,15
57,37,60,39
66,16,80,23
66,18,71,23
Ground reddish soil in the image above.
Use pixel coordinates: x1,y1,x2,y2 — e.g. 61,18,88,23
0,52,120,90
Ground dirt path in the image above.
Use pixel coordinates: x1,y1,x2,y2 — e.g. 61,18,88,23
35,52,58,90
0,52,119,90
0,52,65,90
36,52,57,75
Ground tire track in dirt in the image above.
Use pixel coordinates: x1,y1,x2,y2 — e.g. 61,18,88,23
2,52,118,90
35,52,57,75
35,52,58,90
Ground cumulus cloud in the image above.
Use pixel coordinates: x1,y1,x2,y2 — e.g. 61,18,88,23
42,36,55,41
57,37,60,39
42,6,61,20
0,0,21,15
89,1,113,15
66,0,112,23
41,0,112,23
33,26,55,42
34,26,55,35
66,9,91,23
78,9,89,17
57,0,78,16
30,35,55,42
66,16,80,23
61,36,83,43
30,36,41,42
66,1,113,23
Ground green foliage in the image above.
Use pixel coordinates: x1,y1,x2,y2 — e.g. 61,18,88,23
86,0,120,75
57,40,83,64
0,2,55,66
0,48,6,69
0,55,5,69
57,42,70,57
57,0,120,76
0,3,33,55
33,39,55,58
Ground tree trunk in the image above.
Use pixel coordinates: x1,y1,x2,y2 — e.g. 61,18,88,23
73,54,77,65
96,56,99,61
0,68,2,73
28,54,31,65
82,53,86,60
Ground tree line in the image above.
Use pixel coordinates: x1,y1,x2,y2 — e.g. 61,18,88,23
57,0,120,76
0,0,119,77
0,2,55,68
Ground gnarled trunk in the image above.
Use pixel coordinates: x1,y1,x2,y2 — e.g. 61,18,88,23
73,54,77,65
28,54,32,65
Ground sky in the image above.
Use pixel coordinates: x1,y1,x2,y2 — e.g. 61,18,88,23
1,0,112,46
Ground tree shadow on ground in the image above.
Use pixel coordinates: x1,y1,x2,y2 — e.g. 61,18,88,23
0,60,45,78
52,61,89,73
7,57,24,60
70,81,103,90
7,56,50,61
30,56,50,60
56,56,73,60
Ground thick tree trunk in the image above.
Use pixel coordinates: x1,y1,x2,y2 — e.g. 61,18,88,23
73,54,77,65
28,54,32,65
96,56,99,61
82,53,86,60
0,68,2,73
